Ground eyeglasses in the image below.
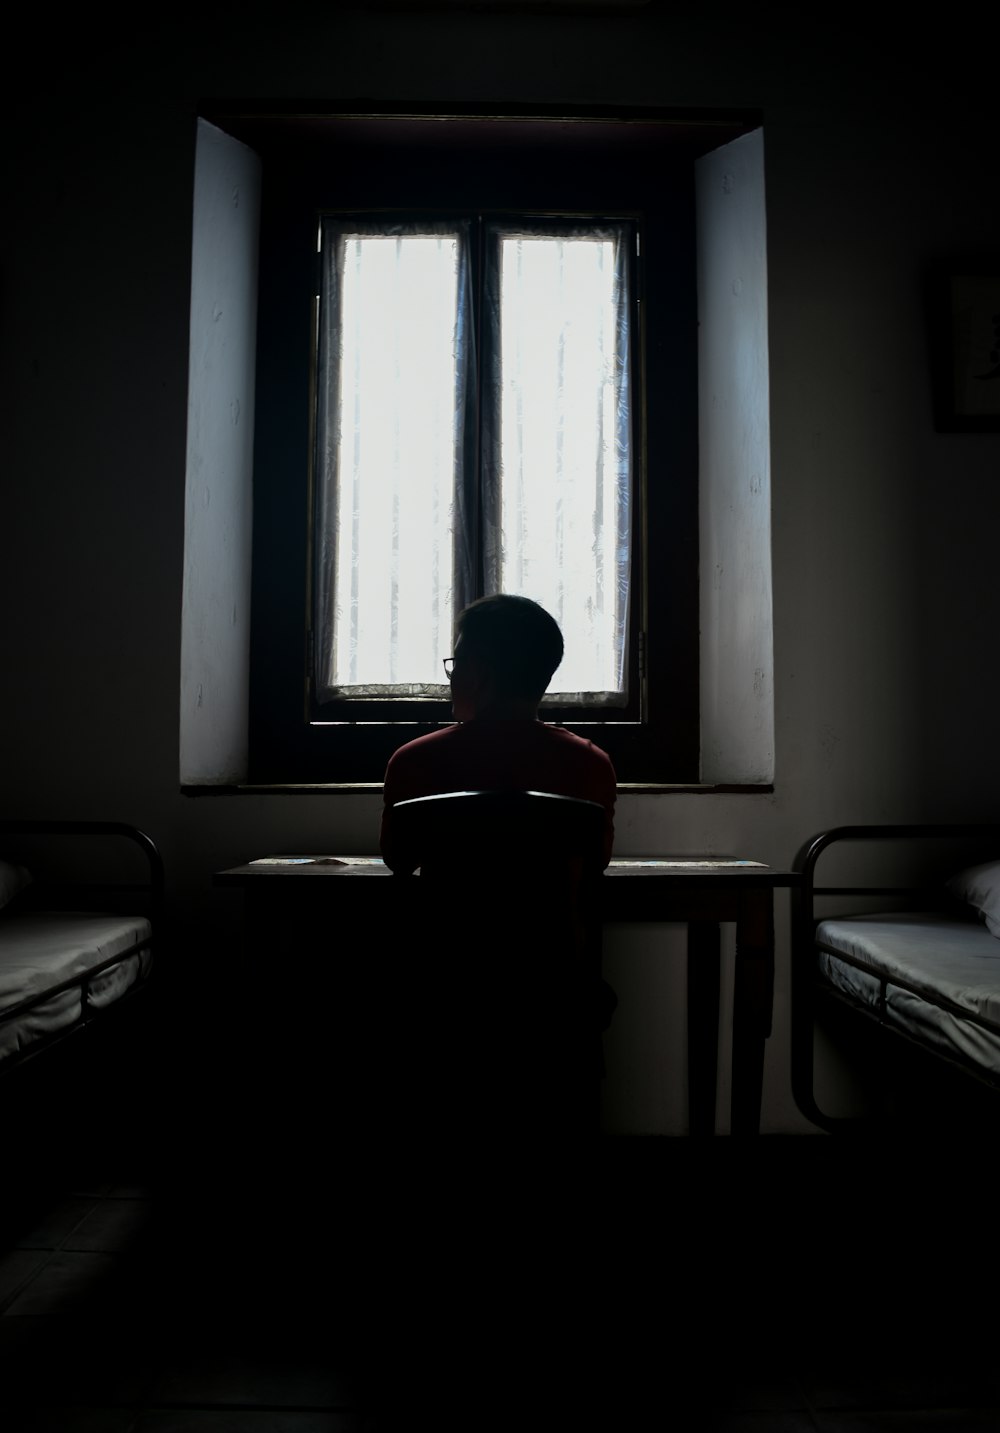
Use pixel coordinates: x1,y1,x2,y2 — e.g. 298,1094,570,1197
443,657,455,680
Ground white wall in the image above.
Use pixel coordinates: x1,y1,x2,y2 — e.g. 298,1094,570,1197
1,8,997,1134
180,120,260,785
697,127,774,784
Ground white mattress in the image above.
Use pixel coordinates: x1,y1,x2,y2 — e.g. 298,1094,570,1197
0,910,153,1061
817,913,1000,1077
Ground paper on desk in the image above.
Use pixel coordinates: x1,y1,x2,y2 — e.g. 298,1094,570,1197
246,855,388,868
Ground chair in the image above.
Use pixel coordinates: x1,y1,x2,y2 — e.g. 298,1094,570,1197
387,790,612,1139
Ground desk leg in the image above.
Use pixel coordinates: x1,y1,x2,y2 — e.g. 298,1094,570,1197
731,892,775,1136
687,921,721,1136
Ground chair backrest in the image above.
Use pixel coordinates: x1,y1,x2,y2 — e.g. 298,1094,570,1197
387,790,607,1135
390,788,605,879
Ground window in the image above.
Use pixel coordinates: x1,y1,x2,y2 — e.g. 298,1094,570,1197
215,106,760,784
313,217,634,711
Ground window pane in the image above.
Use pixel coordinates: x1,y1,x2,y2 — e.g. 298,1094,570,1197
315,219,632,706
495,231,632,699
315,229,463,696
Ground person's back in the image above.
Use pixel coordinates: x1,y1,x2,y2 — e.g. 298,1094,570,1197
380,594,616,872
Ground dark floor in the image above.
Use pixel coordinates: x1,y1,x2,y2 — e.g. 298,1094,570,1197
0,1111,995,1433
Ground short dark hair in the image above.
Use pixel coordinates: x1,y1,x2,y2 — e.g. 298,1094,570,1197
456,594,564,701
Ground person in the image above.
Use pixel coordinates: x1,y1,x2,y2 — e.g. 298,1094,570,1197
379,594,620,1123
379,594,617,873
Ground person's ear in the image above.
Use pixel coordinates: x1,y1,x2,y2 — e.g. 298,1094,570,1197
466,657,496,707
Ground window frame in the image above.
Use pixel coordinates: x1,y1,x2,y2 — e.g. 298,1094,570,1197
209,104,760,785
309,209,642,723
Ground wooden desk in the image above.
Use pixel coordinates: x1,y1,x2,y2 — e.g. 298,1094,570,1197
214,855,798,1136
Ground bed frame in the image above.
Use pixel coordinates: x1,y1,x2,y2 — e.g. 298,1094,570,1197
791,823,1000,1133
0,819,163,1086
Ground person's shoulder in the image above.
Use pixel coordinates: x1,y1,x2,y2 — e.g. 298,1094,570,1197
383,723,466,801
541,723,617,776
542,722,613,758
386,723,461,769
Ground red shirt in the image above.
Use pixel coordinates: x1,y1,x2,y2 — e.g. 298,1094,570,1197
380,719,617,872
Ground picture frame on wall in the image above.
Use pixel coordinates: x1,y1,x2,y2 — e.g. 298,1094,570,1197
930,266,1000,432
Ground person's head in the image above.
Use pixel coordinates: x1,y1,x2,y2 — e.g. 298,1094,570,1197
448,594,563,720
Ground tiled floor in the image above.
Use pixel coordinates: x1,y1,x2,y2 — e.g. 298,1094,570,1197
0,1124,996,1431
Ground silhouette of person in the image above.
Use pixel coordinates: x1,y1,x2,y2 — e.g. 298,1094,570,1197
379,594,617,873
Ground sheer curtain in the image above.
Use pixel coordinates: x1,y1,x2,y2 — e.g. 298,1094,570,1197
481,222,633,705
313,216,633,705
314,221,474,701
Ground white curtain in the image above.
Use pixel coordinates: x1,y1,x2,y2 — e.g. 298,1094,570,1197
314,221,473,700
481,222,633,704
314,217,632,705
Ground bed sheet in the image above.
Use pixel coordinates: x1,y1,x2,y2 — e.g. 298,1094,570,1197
817,912,1000,1078
0,910,153,1060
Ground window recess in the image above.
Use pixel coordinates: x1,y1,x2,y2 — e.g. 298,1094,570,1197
218,107,763,784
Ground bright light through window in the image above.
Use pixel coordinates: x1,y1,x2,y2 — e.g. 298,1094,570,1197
326,233,460,691
314,220,632,705
498,235,630,696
